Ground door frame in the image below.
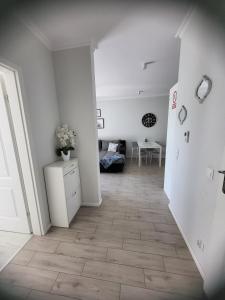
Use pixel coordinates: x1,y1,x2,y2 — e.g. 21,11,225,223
0,59,43,235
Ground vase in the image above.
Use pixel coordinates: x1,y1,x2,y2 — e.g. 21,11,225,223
61,150,70,161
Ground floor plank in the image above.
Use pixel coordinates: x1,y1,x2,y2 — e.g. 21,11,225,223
96,225,140,240
11,249,35,266
154,223,180,235
120,285,193,300
45,227,77,242
28,290,77,300
164,257,201,277
0,282,31,299
113,219,154,232
75,215,113,225
107,248,164,271
77,208,125,220
124,211,171,224
83,260,145,288
0,264,58,292
29,252,85,275
70,221,97,233
123,239,177,257
24,236,59,253
75,231,123,249
52,273,120,300
141,231,186,246
144,269,203,298
176,246,193,259
56,242,107,260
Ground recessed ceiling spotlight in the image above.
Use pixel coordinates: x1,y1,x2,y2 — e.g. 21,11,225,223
138,90,144,95
142,60,156,70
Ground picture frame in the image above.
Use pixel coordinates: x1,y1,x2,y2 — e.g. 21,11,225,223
96,109,101,117
97,118,104,129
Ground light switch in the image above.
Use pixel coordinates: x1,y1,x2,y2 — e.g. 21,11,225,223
206,168,214,181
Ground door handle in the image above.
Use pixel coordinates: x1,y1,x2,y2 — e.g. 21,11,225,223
218,170,225,175
218,170,225,194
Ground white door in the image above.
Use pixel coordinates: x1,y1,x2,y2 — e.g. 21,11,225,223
205,146,225,292
0,75,30,233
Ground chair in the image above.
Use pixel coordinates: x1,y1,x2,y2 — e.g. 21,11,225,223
147,149,154,164
149,142,165,164
131,141,148,164
131,142,138,161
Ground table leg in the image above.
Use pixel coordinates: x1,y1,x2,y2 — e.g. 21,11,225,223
159,147,162,167
139,147,141,167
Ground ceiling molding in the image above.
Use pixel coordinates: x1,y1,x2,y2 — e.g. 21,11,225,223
96,93,169,102
17,15,52,50
17,14,94,52
175,5,196,39
52,40,93,52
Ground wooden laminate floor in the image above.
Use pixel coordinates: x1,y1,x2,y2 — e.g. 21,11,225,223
0,160,204,300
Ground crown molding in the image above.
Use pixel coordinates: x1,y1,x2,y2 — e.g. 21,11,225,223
17,15,52,50
52,40,94,52
175,5,196,39
96,93,169,102
17,14,95,52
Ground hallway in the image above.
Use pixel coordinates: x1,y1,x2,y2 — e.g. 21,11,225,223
0,161,203,300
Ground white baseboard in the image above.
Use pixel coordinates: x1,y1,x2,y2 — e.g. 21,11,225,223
169,204,206,281
82,197,102,207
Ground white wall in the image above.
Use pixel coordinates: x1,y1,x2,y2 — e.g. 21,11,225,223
164,9,225,294
53,46,101,206
97,97,169,156
164,83,178,201
0,17,60,233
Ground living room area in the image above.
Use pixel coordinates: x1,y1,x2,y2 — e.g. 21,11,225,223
93,6,175,176
94,19,171,186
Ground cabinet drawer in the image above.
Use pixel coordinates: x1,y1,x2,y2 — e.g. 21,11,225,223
64,168,81,223
64,169,79,198
67,186,81,223
63,161,78,175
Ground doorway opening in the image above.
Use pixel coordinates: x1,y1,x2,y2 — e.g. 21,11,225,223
0,63,42,268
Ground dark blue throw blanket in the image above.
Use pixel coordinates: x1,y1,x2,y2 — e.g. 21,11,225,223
100,153,124,169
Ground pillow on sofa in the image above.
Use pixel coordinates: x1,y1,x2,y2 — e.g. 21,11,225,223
108,142,118,152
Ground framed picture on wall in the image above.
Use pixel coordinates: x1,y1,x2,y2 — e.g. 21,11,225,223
96,109,101,117
97,118,104,129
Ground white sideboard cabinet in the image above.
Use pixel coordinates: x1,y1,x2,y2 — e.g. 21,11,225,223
44,158,81,227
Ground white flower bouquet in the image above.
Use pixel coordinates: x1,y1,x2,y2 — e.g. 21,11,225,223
55,124,76,156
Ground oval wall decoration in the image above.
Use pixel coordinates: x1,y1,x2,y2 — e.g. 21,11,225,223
196,75,212,103
142,113,157,128
178,105,187,125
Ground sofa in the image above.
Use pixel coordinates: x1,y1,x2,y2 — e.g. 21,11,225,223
98,140,126,172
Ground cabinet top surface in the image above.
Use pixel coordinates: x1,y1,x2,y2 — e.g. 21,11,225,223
45,158,78,170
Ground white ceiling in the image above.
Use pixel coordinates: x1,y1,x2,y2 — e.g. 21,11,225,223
18,1,190,101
